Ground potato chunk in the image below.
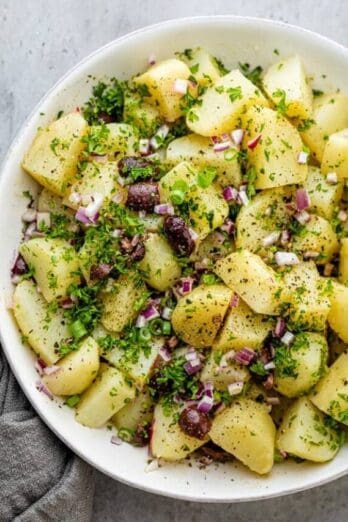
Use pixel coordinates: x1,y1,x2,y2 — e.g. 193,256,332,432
43,337,100,396
263,55,313,119
171,284,232,348
304,166,343,220
139,233,181,291
213,298,271,352
113,389,154,432
292,215,338,264
210,399,276,475
187,69,269,136
274,332,328,398
76,365,136,428
328,282,348,342
20,237,80,302
123,91,161,135
338,238,348,284
150,404,207,461
100,274,146,333
133,59,191,121
13,280,70,365
242,106,307,189
322,128,348,179
22,112,88,196
180,47,221,87
214,250,282,315
311,351,348,425
276,398,342,462
300,92,348,163
282,262,331,331
200,351,250,391
166,134,242,187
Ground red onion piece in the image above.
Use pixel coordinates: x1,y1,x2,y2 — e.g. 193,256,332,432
148,54,156,66
274,317,286,337
230,293,240,308
35,381,53,399
231,129,244,146
111,435,122,445
295,210,311,225
43,365,61,376
234,348,256,366
183,360,203,375
178,277,194,296
220,218,235,235
264,361,275,371
227,381,244,396
141,304,160,321
326,172,338,184
213,140,232,153
139,138,150,156
85,193,104,218
262,231,280,247
274,251,300,266
68,191,82,205
11,254,27,276
296,189,311,211
222,186,238,202
135,314,147,329
161,307,173,320
37,212,51,229
297,151,309,164
159,346,172,362
154,203,174,215
34,358,46,376
281,331,295,346
247,134,262,149
280,229,291,246
22,208,37,222
150,125,170,150
173,79,188,95
238,190,249,206
60,297,75,309
197,394,214,413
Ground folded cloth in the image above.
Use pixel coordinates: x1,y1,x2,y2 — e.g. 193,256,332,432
0,348,95,521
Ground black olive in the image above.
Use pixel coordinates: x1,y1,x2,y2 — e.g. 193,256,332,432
178,405,211,440
163,215,195,256
126,182,160,212
90,263,113,280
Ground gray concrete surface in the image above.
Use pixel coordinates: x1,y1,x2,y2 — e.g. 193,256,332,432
1,1,348,520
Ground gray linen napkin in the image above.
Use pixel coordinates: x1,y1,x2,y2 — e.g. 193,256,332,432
0,348,95,521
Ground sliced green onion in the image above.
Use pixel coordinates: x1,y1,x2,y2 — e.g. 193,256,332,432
201,273,217,285
170,189,185,205
224,149,238,161
65,395,80,408
69,319,87,340
161,320,171,335
118,427,134,442
137,327,151,342
149,318,164,336
197,167,217,188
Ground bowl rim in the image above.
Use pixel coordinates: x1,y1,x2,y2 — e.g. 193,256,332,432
1,15,348,503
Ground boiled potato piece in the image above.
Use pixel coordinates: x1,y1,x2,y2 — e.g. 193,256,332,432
276,397,342,462
300,92,348,163
195,230,234,262
200,351,250,391
139,233,181,291
282,262,331,331
274,332,328,398
38,188,72,215
214,250,282,315
328,282,348,342
43,337,99,396
150,403,207,460
242,106,307,189
210,398,276,475
113,389,154,431
263,55,313,119
159,161,228,240
329,334,348,362
322,128,348,179
304,166,343,219
292,215,338,264
213,298,271,352
123,90,161,136
235,187,290,253
133,59,191,121
100,336,161,387
171,284,232,348
76,365,135,428
101,123,137,158
180,47,221,86
311,351,348,425
20,237,80,302
338,238,348,284
100,274,146,333
187,69,268,136
64,161,125,210
166,134,242,187
13,280,70,365
22,112,88,196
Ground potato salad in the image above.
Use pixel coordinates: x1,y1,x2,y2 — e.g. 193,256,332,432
12,48,348,475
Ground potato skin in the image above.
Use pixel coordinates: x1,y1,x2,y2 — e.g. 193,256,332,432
171,283,232,348
210,398,276,475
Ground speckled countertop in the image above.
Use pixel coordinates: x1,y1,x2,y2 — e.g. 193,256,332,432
1,1,348,520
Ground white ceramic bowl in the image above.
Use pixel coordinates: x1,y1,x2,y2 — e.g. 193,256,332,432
1,16,348,503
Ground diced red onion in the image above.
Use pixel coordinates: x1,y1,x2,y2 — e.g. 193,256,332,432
81,194,93,206
303,250,319,259
154,203,174,215
264,361,275,371
266,396,280,406
75,207,92,224
22,208,37,222
173,78,188,95
203,382,214,397
150,125,170,150
297,151,309,164
227,381,244,396
90,153,108,164
185,349,198,362
220,133,230,141
161,307,173,320
262,231,280,247
247,134,262,150
11,254,27,276
218,350,236,371
60,297,75,309
139,138,150,156
135,314,147,329
280,229,291,246
281,331,295,346
296,189,311,211
274,317,286,337
69,191,82,205
220,218,235,235
263,373,274,390
148,53,156,66
43,365,61,376
274,251,300,266
34,358,46,376
159,346,172,362
85,193,104,218
234,348,256,366
183,360,202,375
222,186,238,202
238,190,249,206
323,263,334,277
35,381,53,399
24,221,39,239
338,210,348,222
36,212,51,229
295,210,311,225
111,435,122,445
197,394,214,413
326,172,338,184
230,293,240,308
231,129,244,146
178,277,194,296
141,304,160,321
213,140,232,153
